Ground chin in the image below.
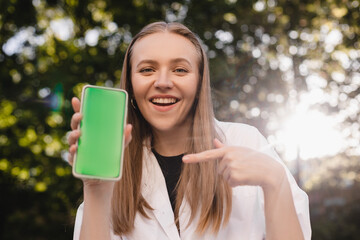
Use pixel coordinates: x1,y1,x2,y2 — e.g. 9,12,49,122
148,119,186,133
151,123,177,132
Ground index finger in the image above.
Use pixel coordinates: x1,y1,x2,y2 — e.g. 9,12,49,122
71,97,81,112
182,147,226,163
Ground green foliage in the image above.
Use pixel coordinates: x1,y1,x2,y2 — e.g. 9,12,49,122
0,0,359,239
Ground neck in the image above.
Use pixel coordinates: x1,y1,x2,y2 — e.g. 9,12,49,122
152,122,191,157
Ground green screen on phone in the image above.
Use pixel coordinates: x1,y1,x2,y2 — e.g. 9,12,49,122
74,86,127,180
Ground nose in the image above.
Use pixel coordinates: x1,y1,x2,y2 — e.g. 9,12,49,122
154,70,173,89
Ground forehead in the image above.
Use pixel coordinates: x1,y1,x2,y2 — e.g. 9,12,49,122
131,32,200,65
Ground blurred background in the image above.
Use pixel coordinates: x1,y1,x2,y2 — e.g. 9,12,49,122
0,0,359,239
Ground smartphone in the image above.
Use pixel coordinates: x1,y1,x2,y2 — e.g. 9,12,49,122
73,85,128,180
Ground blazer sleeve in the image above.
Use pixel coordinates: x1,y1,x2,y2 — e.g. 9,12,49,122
73,202,124,240
73,202,83,240
218,120,312,240
252,127,312,240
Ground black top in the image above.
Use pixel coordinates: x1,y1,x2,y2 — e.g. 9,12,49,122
152,149,184,213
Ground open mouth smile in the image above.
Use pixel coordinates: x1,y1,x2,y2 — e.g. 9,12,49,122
150,97,180,106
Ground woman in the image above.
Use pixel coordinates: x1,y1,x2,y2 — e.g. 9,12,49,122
68,22,311,240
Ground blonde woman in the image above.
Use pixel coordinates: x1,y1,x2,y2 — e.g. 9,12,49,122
68,22,311,240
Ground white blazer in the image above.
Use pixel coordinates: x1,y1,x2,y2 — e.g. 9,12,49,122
74,121,312,240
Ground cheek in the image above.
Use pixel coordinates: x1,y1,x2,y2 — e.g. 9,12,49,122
131,75,146,99
187,87,198,102
187,75,200,100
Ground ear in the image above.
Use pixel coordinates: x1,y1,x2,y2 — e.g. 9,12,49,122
130,98,137,110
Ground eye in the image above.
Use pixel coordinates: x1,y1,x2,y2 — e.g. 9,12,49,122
139,68,155,73
174,68,188,73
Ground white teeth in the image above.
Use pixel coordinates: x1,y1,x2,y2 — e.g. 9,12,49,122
151,98,177,104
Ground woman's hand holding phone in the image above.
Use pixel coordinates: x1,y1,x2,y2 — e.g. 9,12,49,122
68,97,82,167
67,97,133,188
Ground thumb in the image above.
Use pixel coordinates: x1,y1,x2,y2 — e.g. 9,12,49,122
124,124,133,147
213,138,225,149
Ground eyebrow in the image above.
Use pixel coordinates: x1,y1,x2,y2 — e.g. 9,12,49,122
170,58,192,66
135,58,192,68
135,59,157,68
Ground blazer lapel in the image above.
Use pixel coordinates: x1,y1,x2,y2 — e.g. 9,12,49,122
141,148,181,240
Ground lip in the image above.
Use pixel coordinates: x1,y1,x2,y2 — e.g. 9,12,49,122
149,94,180,112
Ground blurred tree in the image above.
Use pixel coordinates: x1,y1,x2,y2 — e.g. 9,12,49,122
303,154,360,240
0,0,359,239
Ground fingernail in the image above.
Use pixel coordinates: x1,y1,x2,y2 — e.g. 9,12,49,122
182,155,190,162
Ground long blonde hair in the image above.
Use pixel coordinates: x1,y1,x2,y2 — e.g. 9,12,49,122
112,22,232,236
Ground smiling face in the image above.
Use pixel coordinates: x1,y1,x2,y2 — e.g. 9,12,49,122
130,32,200,135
